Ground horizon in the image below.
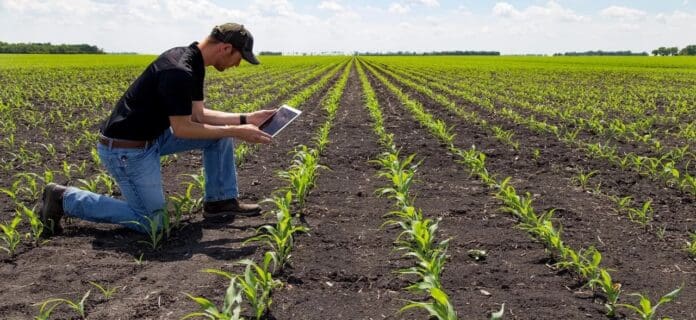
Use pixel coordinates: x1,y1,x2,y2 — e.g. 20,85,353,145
1,0,694,55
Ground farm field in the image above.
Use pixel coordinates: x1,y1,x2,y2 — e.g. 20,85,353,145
0,54,695,319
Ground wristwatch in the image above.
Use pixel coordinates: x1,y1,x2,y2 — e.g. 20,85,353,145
240,114,247,125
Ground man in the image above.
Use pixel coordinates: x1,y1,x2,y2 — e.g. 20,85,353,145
39,23,275,235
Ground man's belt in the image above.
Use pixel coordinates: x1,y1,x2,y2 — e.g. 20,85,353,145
99,135,155,149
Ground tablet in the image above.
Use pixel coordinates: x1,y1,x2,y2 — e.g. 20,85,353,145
259,104,302,137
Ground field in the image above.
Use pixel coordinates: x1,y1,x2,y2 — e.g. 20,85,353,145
0,54,695,320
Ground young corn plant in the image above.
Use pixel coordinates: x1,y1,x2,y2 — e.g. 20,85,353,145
277,146,325,207
612,195,633,213
685,231,696,258
37,290,91,319
626,199,654,227
572,169,598,189
589,268,622,317
245,192,308,273
490,304,505,320
183,171,206,212
374,151,419,209
205,252,283,320
0,214,22,257
88,281,120,300
617,286,682,320
17,204,44,246
183,276,245,320
35,300,62,320
400,287,457,320
127,210,170,250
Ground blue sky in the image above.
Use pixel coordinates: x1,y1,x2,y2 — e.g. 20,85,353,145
1,0,694,54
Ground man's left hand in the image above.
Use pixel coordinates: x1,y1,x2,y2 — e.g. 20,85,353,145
246,109,277,127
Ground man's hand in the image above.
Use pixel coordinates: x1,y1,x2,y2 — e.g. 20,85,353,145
246,109,277,127
234,124,272,144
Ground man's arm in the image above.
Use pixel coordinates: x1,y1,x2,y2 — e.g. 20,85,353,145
191,101,276,126
169,114,271,143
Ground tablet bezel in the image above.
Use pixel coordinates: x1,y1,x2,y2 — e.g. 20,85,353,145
258,104,302,137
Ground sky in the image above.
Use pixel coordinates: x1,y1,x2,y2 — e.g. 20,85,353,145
0,0,694,55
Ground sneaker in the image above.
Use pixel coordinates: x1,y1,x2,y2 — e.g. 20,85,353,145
203,199,261,218
40,183,67,236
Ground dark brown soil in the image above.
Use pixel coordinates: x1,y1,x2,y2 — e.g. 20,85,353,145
1,60,695,320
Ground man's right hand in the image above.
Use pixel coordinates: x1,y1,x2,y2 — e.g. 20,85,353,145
233,124,272,144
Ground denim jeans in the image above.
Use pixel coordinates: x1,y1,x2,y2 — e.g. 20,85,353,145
62,128,238,233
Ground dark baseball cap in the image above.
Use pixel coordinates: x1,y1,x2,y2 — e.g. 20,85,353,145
211,23,259,65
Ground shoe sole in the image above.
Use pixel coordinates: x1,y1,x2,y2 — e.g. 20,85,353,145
202,209,262,218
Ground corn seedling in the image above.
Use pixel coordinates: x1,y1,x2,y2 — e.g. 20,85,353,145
532,148,541,161
78,177,100,193
612,195,633,213
183,276,245,320
374,151,419,208
133,253,145,265
245,192,308,273
0,214,22,256
617,285,682,320
34,299,61,320
490,304,505,320
685,231,696,258
127,210,170,250
205,252,282,319
97,172,116,195
572,169,598,189
277,146,325,207
61,160,73,181
589,268,622,317
38,290,91,319
656,225,667,241
18,204,44,245
88,281,120,299
626,199,653,226
16,172,42,202
400,287,457,320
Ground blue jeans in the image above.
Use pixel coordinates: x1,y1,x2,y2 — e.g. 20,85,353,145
62,128,238,233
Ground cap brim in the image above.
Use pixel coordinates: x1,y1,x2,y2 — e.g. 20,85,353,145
242,49,260,65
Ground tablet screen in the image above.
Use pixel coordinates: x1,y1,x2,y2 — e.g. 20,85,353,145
259,105,302,137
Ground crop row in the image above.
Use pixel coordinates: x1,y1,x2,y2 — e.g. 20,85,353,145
360,57,684,319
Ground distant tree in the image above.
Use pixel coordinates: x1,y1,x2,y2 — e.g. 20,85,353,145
0,41,103,54
668,47,679,56
560,50,647,56
679,45,696,55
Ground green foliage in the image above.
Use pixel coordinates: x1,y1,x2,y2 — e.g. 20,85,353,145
183,277,245,320
0,214,22,256
245,192,308,273
617,286,682,320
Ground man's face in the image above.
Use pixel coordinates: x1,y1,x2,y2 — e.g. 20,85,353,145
215,44,242,71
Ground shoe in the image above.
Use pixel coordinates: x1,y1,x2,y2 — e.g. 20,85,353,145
203,199,261,218
40,183,67,236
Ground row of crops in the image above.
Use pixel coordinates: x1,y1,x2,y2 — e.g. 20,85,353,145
1,53,695,319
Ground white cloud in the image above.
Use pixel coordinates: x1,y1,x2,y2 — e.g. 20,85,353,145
493,2,520,18
0,0,694,55
493,1,584,22
389,3,410,14
318,1,344,12
416,0,439,8
600,6,647,20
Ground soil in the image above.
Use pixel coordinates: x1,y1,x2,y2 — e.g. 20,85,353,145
1,60,695,320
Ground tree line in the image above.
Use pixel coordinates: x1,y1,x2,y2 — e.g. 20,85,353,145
0,41,104,54
651,45,696,56
356,50,500,56
553,50,648,56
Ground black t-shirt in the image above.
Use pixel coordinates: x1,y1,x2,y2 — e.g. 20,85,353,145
101,42,205,140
